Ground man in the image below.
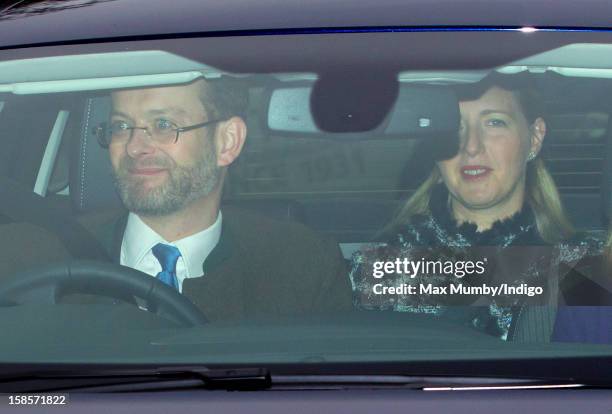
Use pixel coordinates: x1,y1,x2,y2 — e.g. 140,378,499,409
84,76,352,322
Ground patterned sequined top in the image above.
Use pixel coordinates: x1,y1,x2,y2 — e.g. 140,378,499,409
349,184,601,340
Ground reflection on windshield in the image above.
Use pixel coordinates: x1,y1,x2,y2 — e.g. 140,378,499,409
0,0,115,21
0,37,611,371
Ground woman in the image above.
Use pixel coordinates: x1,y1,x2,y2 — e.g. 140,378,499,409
349,75,596,340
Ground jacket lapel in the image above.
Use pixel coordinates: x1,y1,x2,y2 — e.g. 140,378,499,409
111,213,128,264
182,213,250,320
201,220,234,275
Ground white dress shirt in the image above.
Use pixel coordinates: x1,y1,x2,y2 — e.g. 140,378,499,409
120,211,222,292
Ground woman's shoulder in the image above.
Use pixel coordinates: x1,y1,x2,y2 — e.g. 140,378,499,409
556,231,606,265
348,236,416,276
384,214,443,247
347,219,435,297
558,254,612,305
555,230,612,306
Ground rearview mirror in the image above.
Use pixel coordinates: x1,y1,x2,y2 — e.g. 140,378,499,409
267,83,460,139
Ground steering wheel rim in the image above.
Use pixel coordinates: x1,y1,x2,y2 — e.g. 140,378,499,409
0,260,208,327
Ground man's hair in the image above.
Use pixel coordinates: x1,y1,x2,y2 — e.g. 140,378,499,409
198,75,249,121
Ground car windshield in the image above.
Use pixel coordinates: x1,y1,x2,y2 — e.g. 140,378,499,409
0,30,611,373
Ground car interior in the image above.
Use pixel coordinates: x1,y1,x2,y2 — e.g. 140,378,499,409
2,1,612,406
1,73,609,254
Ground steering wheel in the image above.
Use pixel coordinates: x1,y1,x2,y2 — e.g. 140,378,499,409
0,260,208,327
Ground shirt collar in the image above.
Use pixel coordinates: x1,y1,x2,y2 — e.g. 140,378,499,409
122,211,223,278
174,211,222,277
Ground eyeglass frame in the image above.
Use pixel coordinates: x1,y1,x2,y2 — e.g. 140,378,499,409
94,118,223,148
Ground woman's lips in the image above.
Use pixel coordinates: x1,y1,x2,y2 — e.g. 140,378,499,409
460,165,492,181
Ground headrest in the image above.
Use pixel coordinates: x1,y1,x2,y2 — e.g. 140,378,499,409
70,96,123,213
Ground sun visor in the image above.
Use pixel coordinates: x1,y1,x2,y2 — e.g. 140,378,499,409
0,50,228,94
497,44,612,77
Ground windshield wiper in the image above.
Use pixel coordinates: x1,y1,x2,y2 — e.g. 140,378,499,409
0,366,271,393
1,366,610,393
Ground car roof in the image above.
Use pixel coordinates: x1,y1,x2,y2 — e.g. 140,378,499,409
1,0,612,49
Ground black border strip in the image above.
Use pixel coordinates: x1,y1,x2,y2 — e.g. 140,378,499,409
1,25,612,51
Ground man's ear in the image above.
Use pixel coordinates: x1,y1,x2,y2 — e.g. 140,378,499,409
529,117,546,156
215,117,247,167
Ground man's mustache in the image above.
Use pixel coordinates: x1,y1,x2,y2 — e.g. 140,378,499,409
118,156,174,171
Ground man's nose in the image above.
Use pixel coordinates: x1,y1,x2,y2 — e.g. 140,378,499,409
461,124,484,157
126,127,155,158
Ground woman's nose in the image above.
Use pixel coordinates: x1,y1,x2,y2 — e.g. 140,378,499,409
461,124,484,157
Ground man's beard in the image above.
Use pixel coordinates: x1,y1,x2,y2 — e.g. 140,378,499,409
112,149,221,216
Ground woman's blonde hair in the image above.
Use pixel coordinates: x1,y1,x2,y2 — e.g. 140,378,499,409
384,76,574,244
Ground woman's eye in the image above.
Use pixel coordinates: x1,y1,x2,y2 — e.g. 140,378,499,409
155,119,175,131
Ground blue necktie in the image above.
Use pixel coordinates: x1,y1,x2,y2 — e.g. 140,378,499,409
152,243,181,291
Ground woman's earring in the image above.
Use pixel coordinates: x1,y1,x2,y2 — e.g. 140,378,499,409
527,151,537,161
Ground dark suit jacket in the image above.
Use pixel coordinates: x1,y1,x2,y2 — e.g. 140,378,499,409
78,207,353,322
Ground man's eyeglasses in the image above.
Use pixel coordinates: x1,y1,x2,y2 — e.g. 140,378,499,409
94,118,222,148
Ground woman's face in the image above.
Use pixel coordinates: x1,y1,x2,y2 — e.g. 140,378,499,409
437,86,546,224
